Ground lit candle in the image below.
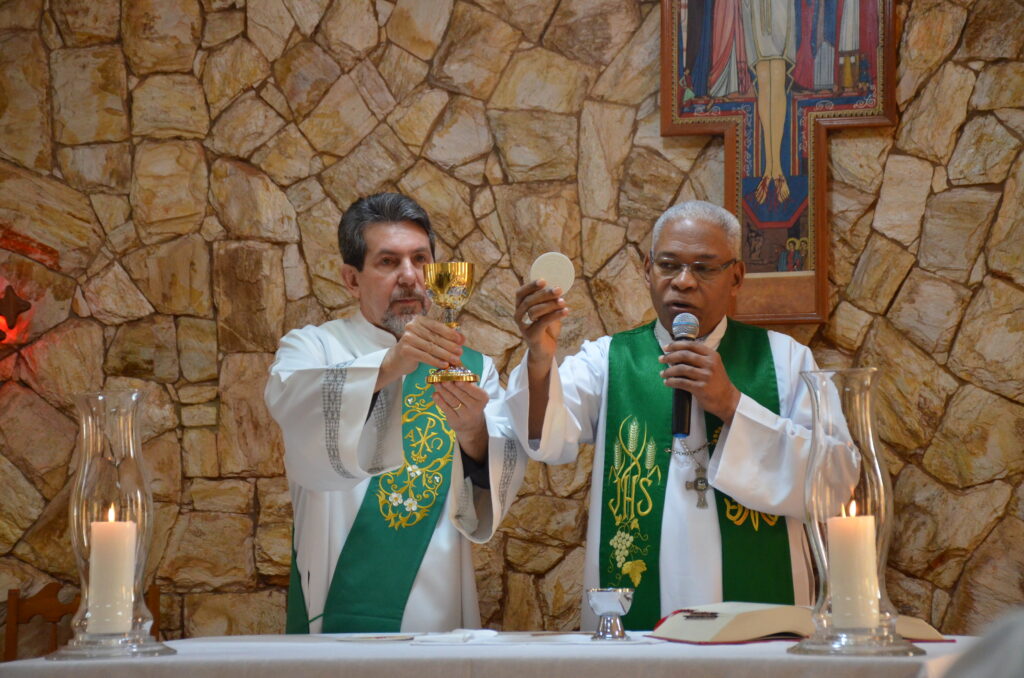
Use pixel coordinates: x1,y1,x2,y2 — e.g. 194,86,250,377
87,505,137,634
826,500,880,629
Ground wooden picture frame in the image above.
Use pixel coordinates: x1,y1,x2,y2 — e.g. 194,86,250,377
660,0,897,324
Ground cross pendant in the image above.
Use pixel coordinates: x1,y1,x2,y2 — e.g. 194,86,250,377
685,463,710,509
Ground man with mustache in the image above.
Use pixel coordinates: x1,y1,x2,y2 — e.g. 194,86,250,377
266,193,525,633
507,200,820,630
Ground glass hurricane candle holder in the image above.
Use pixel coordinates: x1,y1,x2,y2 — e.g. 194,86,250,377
49,390,175,660
788,368,922,657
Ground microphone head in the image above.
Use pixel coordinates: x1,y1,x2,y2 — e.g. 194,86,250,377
672,312,700,340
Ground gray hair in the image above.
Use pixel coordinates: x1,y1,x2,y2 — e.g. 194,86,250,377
650,200,742,259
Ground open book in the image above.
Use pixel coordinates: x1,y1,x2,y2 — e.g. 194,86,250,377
650,602,947,644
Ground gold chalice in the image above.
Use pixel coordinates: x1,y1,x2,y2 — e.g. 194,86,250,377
423,262,478,384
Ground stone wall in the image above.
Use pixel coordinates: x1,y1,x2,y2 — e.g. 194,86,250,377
0,0,1021,656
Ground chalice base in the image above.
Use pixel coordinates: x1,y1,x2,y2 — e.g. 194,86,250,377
426,366,479,383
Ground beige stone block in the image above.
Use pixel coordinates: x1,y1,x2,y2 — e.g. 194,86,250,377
895,1,967,106
490,47,596,114
183,427,219,477
210,159,299,242
591,247,655,335
489,110,577,182
502,494,587,546
202,37,271,117
892,465,1011,589
931,165,947,194
122,0,201,74
184,590,285,636
11,482,74,579
182,403,217,427
82,263,155,324
923,384,1024,488
0,382,75,500
315,0,376,68
888,268,971,356
919,187,1000,283
828,128,893,194
213,243,286,353
272,41,340,118
547,443,593,498
429,2,520,99
105,315,179,383
465,267,521,337
493,181,581,281
633,110,707,174
178,383,218,404
255,521,291,577
590,6,658,104
257,476,292,524
386,86,448,150
132,74,209,139
458,314,517,372
104,376,178,442
872,154,933,247
0,0,43,31
247,0,294,62
296,199,350,309
948,276,1024,403
824,301,873,353
51,45,128,144
0,558,57,601
680,138,726,207
956,0,1024,61
386,0,452,60
545,0,640,66
206,91,286,159
859,320,959,450
90,194,131,233
0,33,51,171
505,538,564,574
376,43,428,103
16,319,104,411
350,59,396,120
451,157,487,186
986,154,1024,287
0,251,76,347
106,221,141,256
282,243,311,301
944,517,1024,634
472,534,505,626
971,62,1024,111
259,81,294,121
830,184,874,253
122,234,212,317
503,571,542,631
200,215,227,242
845,234,915,314
158,512,256,590
56,143,131,194
948,115,1020,186
130,140,208,244
578,102,635,221
423,96,492,170
321,124,415,210
619,147,685,220
299,74,376,156
886,569,934,623
539,546,583,618
143,432,182,503
456,231,502,269
202,10,245,47
581,219,625,277
397,160,475,245
188,478,253,513
896,62,974,164
476,0,558,43
283,0,328,35
218,353,284,476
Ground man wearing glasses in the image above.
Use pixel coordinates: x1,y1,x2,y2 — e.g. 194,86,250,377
507,200,818,630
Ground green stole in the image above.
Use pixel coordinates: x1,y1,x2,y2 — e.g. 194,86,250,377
600,319,793,630
286,349,483,633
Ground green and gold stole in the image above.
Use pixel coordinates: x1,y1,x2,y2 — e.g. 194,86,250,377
286,349,483,633
599,319,793,630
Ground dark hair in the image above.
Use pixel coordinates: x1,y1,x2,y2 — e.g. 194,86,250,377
337,193,435,270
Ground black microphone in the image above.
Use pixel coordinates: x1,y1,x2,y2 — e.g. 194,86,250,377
671,312,700,437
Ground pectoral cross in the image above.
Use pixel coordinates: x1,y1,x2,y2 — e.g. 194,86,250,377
685,463,710,509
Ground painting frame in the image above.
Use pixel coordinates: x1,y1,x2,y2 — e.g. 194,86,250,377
660,0,898,324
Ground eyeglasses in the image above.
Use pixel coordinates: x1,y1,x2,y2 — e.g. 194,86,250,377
652,258,738,282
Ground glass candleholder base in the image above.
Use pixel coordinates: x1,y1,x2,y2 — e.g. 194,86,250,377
789,625,923,657
48,630,176,660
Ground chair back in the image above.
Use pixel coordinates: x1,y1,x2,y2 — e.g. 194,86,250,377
3,584,161,661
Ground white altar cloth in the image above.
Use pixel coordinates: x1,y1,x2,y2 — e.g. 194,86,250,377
2,632,968,678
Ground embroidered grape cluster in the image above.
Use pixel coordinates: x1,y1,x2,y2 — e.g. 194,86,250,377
609,530,634,568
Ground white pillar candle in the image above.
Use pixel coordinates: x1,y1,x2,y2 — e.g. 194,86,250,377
826,501,880,629
87,506,137,634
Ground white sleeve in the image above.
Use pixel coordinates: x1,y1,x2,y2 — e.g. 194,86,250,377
263,327,405,492
449,355,527,543
707,333,818,518
505,337,611,465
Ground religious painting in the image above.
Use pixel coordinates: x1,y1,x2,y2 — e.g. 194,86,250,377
660,0,897,323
